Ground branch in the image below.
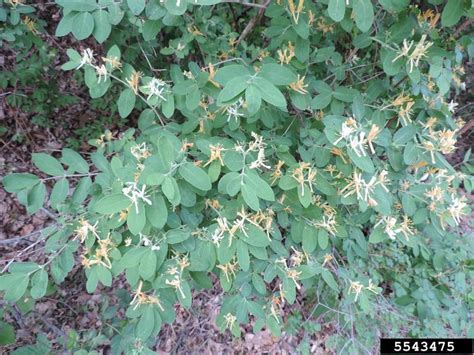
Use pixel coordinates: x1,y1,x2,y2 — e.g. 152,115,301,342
458,119,474,136
236,0,272,45
222,0,267,9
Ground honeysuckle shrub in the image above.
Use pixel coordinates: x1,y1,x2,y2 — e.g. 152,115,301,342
2,0,474,353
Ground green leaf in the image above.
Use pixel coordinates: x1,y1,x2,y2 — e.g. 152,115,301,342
236,240,250,272
32,153,64,176
162,176,175,202
4,273,29,302
143,20,161,41
137,308,155,339
328,0,345,22
27,182,46,214
302,225,317,253
139,250,157,280
441,0,464,27
393,125,415,145
97,265,112,287
259,63,297,85
167,229,191,244
30,269,48,299
0,321,15,346
127,201,146,235
254,77,287,108
353,0,374,32
50,178,69,207
86,268,99,293
92,10,111,43
118,88,136,118
215,64,251,85
311,92,332,110
72,177,92,204
55,12,75,37
72,12,95,40
252,273,266,294
347,148,374,173
242,224,270,248
59,1,97,11
146,194,168,229
369,227,385,243
244,172,275,202
242,183,260,211
128,0,146,15
321,270,338,292
333,86,358,102
319,229,329,249
179,162,212,191
61,148,89,173
164,0,187,15
245,85,262,114
217,77,248,103
93,194,131,214
156,135,176,172
298,183,312,208
3,173,39,193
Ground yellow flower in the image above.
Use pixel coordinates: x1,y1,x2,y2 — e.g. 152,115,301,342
288,75,309,95
126,70,143,95
204,144,225,167
288,0,305,24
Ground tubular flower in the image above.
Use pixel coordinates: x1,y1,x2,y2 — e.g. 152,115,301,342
77,48,94,69
223,313,237,330
334,117,358,145
122,182,152,213
292,162,317,196
74,219,99,243
126,71,143,95
225,98,245,122
130,281,165,311
204,144,225,167
144,78,168,101
102,55,122,70
165,275,187,299
392,34,433,73
217,259,239,282
288,0,304,24
367,124,381,154
288,75,309,95
447,195,468,226
340,170,390,205
96,65,108,84
348,280,364,302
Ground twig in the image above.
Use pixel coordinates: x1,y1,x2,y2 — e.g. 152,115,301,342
454,18,473,38
236,0,272,45
222,0,267,8
458,119,474,136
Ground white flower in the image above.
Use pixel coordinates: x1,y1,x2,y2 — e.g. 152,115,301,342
145,78,168,101
448,100,459,113
334,120,357,145
122,182,152,214
348,131,367,157
77,48,94,69
130,142,151,161
374,216,398,240
226,98,245,122
96,64,107,84
448,195,467,225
